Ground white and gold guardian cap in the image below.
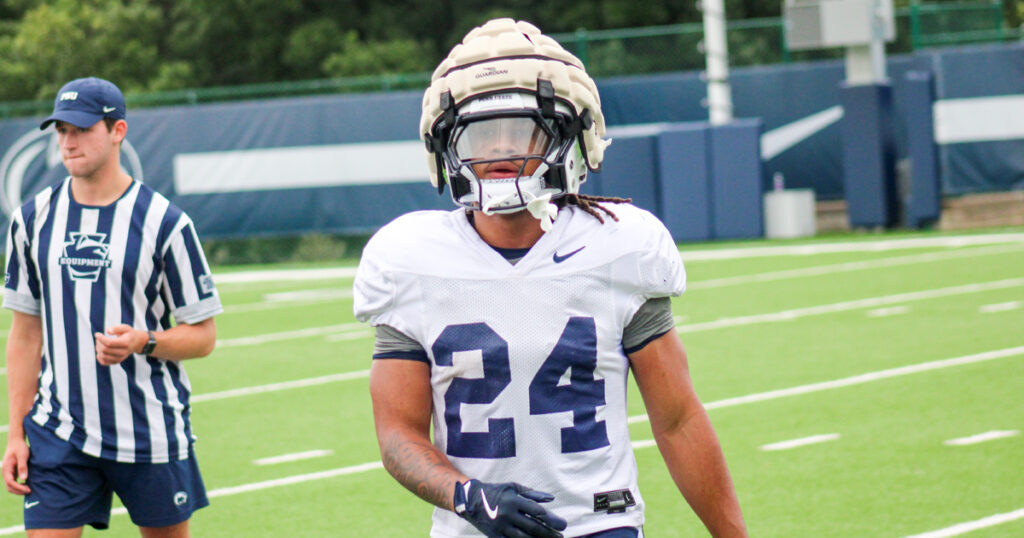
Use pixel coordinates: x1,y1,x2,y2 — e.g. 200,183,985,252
420,18,611,227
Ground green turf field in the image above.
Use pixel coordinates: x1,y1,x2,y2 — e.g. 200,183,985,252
2,228,1023,537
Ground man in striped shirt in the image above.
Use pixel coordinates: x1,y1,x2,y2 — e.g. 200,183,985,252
2,77,222,537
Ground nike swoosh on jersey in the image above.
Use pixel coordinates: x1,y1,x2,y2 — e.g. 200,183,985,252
24,500,40,509
552,245,585,263
480,490,500,520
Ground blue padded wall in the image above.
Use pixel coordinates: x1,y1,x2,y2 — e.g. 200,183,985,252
656,124,712,241
709,119,765,239
584,135,660,215
839,83,898,228
902,71,942,228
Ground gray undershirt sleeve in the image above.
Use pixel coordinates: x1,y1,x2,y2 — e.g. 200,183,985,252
622,297,676,354
374,324,423,355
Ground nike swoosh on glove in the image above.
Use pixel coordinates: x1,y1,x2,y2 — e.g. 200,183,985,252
453,479,568,538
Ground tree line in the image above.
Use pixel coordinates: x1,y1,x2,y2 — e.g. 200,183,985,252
0,0,1019,103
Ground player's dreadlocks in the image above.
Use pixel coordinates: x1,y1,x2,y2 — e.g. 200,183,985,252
556,193,632,224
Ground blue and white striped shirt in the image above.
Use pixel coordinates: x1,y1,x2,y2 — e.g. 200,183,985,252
4,178,222,463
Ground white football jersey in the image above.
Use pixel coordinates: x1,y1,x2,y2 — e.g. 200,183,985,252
354,204,686,537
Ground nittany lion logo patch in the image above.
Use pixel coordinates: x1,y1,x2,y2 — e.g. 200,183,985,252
60,232,112,282
173,491,188,506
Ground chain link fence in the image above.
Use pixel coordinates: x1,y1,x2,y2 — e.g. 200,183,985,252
1,1,1017,118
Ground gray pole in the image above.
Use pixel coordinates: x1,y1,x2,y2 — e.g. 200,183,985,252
700,0,734,124
844,0,889,84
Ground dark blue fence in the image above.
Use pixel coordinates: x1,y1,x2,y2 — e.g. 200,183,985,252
1,42,1020,241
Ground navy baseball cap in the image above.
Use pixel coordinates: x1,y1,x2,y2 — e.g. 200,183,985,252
39,77,126,130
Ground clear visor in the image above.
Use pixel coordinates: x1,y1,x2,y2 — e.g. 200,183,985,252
452,117,553,163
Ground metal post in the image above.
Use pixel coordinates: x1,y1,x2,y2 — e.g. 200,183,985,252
845,0,888,84
992,0,1005,41
574,28,589,67
780,19,791,63
699,0,733,125
909,0,921,50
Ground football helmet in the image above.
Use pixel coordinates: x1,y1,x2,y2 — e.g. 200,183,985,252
420,18,610,226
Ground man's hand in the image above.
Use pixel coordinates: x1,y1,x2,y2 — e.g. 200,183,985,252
94,324,144,366
2,438,31,495
454,479,567,538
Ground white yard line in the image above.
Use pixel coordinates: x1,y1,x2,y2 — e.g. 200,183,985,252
866,306,910,318
190,369,370,403
979,301,1022,313
679,232,1024,262
214,267,359,284
628,345,1024,423
205,461,385,496
207,241,1024,316
210,277,1024,348
216,322,366,348
904,508,1024,538
7,345,1020,436
2,278,1021,433
253,449,334,466
761,433,840,451
1,345,1020,535
944,430,1020,446
630,439,658,450
221,289,356,314
0,461,389,535
688,243,1024,289
324,329,374,342
264,288,354,302
191,344,1016,410
679,233,1024,261
678,278,1024,333
221,298,337,314
204,233,1024,286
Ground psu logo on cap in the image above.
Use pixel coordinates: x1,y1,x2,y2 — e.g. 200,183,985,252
59,91,79,101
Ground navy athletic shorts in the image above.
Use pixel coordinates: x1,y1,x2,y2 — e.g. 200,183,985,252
22,417,209,530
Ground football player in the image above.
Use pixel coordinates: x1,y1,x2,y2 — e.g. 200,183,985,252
354,18,747,538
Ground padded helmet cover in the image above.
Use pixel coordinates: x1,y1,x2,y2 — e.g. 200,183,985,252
420,18,610,189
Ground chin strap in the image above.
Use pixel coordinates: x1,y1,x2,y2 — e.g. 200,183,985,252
525,192,558,232
480,192,514,215
479,190,559,232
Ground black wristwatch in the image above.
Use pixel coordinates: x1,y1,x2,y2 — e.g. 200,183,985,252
141,330,157,355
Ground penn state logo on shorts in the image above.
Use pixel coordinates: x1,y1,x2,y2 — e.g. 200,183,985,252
60,232,112,281
173,491,188,507
0,126,144,219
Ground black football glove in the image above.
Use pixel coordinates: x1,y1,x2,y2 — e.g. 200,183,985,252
453,479,568,538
